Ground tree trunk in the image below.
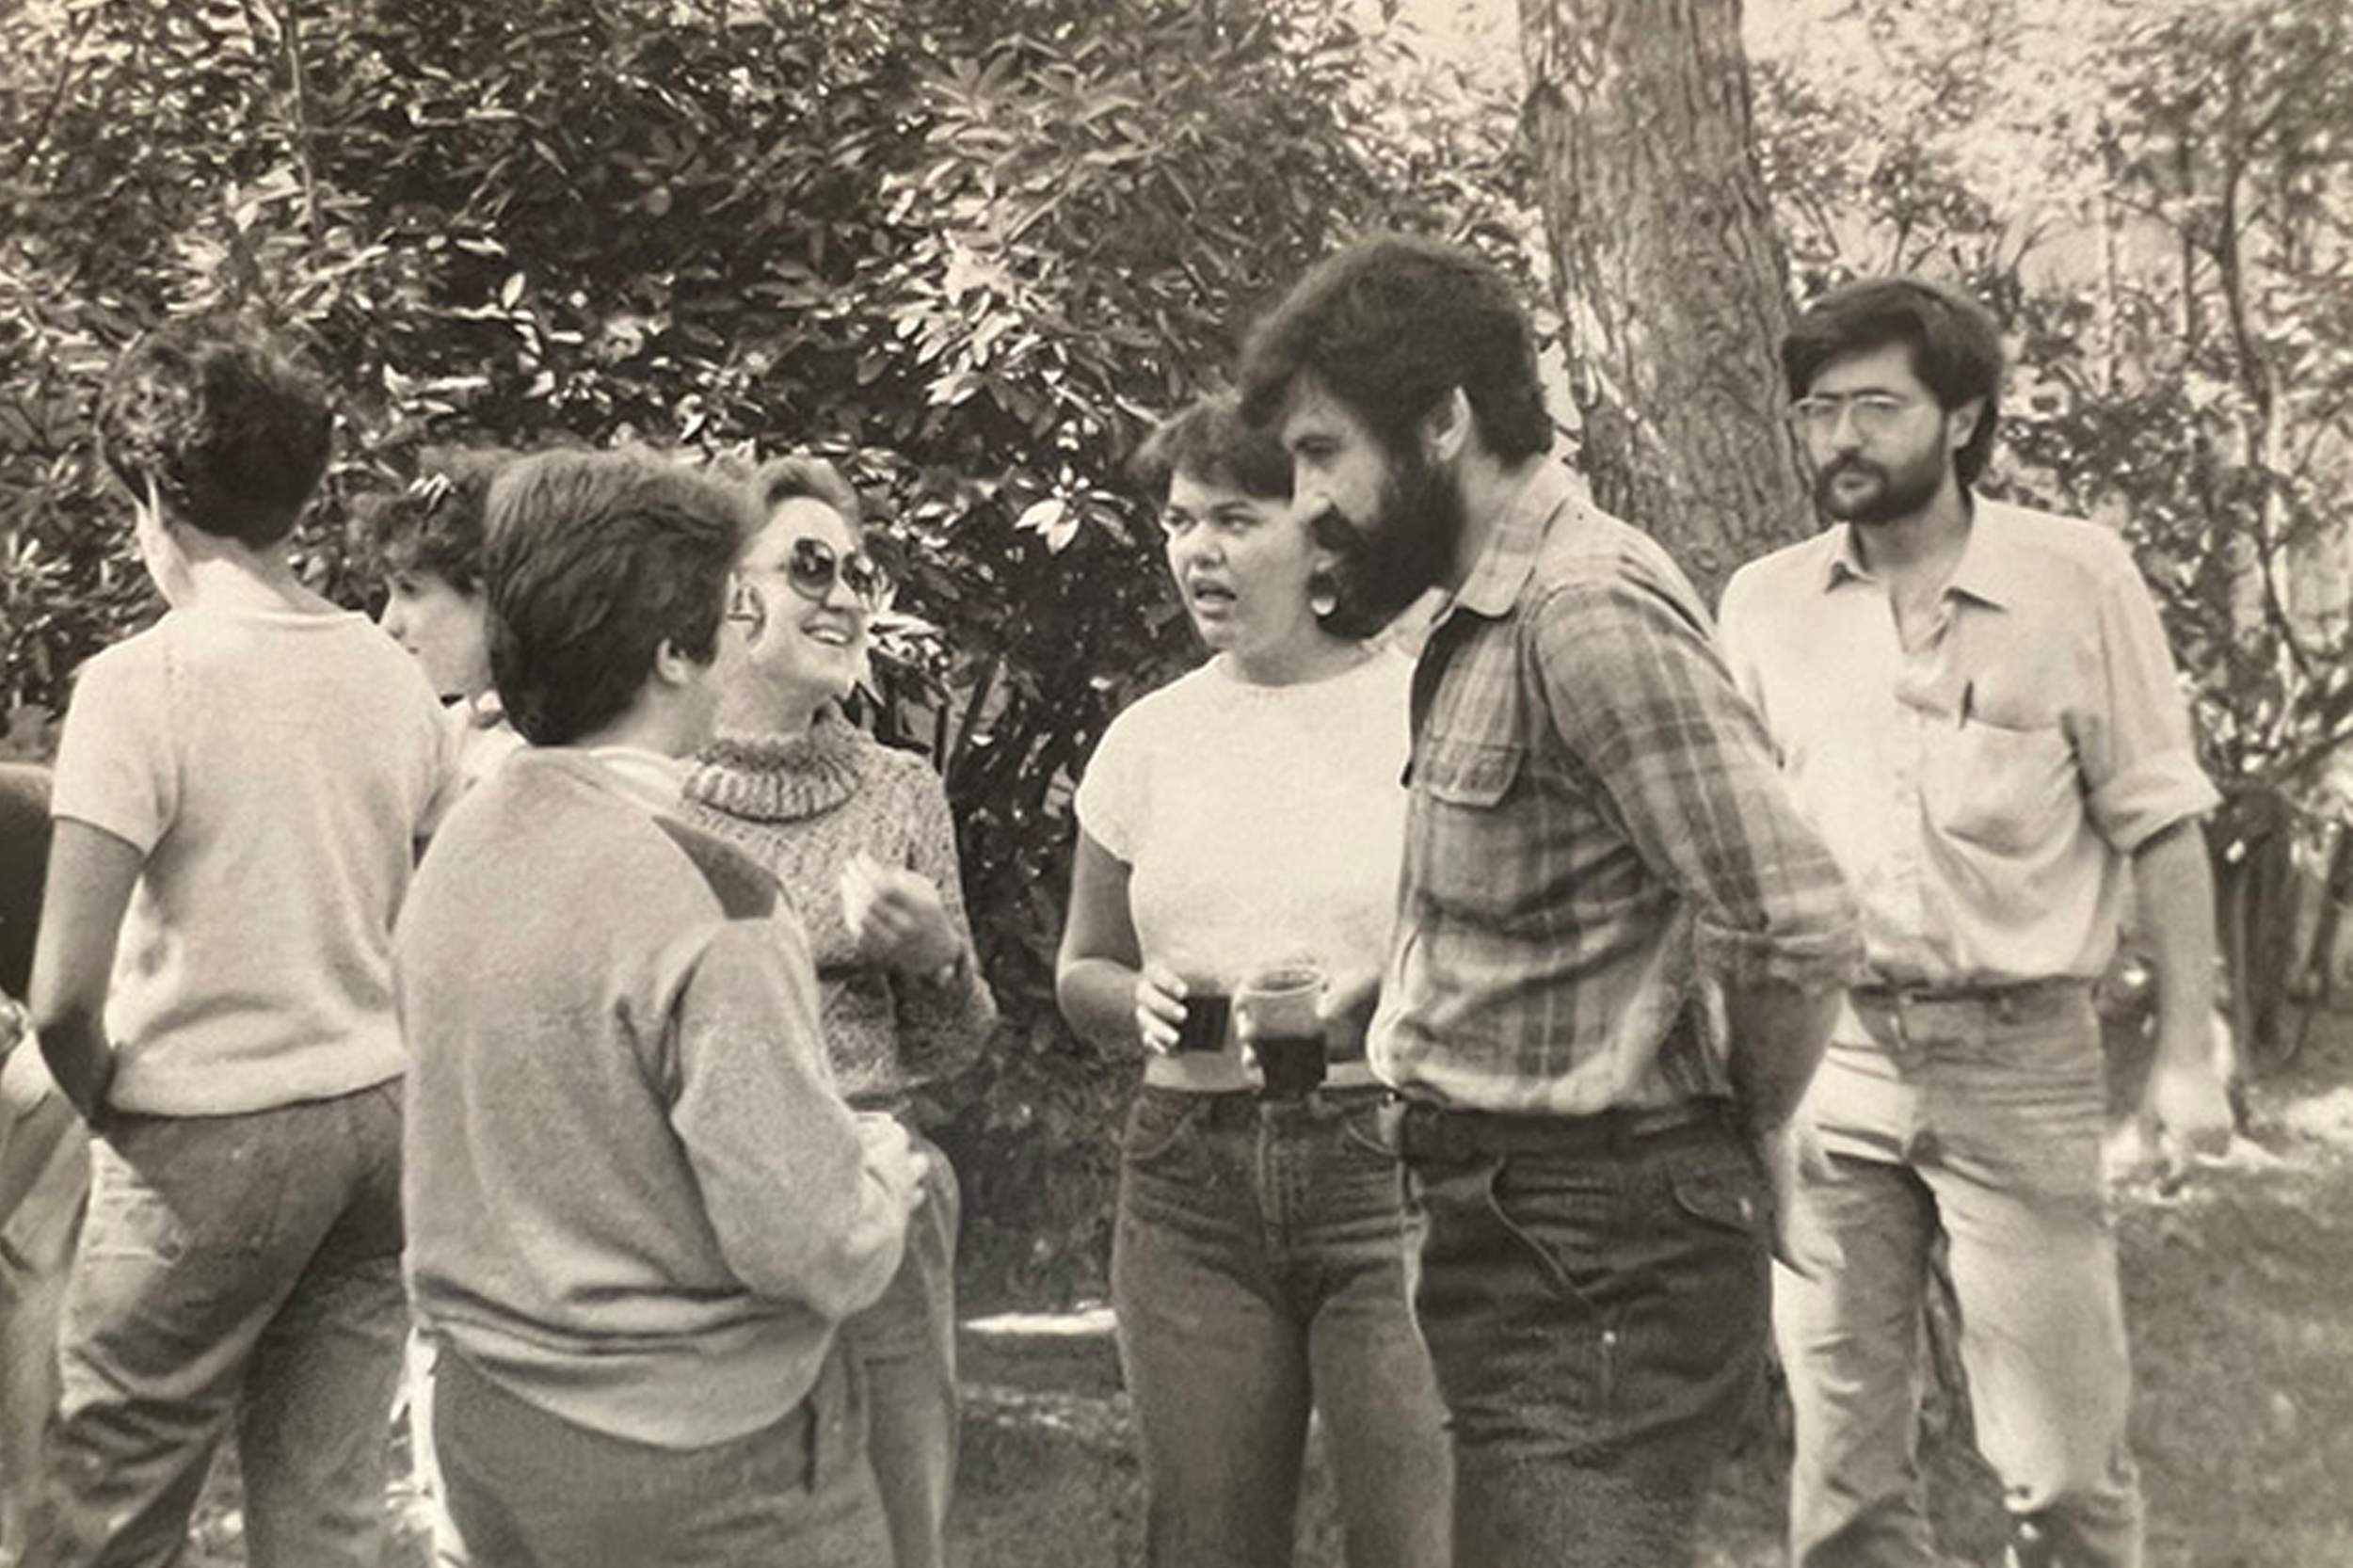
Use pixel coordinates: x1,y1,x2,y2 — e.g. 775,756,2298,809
1516,0,1808,604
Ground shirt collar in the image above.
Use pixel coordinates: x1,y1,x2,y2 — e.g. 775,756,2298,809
1817,496,2022,610
1442,463,1578,624
586,745,691,815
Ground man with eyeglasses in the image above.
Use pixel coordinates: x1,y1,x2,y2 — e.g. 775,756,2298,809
1719,278,2233,1568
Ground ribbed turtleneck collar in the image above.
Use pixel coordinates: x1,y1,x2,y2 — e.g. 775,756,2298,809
685,707,872,824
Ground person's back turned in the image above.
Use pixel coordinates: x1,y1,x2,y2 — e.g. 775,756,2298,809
29,320,456,1568
396,447,922,1568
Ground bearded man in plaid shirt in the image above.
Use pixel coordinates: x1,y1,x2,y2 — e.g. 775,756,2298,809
1240,234,1863,1568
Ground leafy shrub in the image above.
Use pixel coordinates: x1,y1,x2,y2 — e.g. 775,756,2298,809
0,0,1526,1303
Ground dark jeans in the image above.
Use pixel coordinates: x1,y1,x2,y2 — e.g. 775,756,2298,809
1402,1101,1769,1568
37,1081,407,1568
0,1048,87,1568
434,1341,888,1568
1112,1086,1451,1568
840,1130,959,1568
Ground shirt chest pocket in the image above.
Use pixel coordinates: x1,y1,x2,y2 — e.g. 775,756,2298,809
1919,718,2080,856
1412,736,1533,923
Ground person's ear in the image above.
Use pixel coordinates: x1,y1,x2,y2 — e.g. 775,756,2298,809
1945,396,1987,458
1419,387,1474,467
649,635,698,689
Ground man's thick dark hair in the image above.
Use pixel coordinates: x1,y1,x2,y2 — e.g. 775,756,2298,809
356,446,519,594
1781,277,2006,488
482,448,752,745
1128,393,1292,504
1239,233,1551,461
95,320,334,548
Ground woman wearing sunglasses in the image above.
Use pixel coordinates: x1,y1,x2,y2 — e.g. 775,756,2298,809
1055,395,1449,1568
680,455,993,1568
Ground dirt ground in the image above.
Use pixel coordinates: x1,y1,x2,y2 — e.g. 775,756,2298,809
177,1017,2353,1567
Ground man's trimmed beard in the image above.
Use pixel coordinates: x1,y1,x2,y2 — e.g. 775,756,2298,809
1812,446,1947,526
1305,442,1461,639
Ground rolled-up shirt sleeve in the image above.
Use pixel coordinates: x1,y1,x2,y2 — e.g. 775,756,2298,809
2071,537,2220,853
1531,576,1862,990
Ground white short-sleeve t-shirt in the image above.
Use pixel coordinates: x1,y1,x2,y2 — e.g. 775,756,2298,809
1074,650,1412,991
49,605,459,1113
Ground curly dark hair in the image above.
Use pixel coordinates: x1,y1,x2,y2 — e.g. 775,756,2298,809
1128,392,1291,504
95,319,333,548
355,446,520,594
1239,232,1551,462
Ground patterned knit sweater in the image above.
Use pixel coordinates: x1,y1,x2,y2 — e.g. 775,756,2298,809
682,709,995,1112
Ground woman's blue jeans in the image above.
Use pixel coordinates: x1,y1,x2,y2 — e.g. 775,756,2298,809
1111,1085,1451,1568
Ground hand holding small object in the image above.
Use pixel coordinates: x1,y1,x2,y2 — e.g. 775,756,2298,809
840,852,963,981
1133,964,1191,1056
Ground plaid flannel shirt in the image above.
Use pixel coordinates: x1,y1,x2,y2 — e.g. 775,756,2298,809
1367,464,1861,1115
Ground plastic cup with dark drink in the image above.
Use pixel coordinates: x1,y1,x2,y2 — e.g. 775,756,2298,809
1172,990,1232,1055
1238,963,1327,1098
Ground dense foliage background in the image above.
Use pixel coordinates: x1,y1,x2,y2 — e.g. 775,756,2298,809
0,0,1527,1304
4,0,2346,1301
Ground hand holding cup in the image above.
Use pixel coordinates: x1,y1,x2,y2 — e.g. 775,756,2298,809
1135,966,1233,1057
1133,964,1192,1056
1237,961,1329,1098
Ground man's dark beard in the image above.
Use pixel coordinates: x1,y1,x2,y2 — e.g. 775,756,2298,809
1812,450,1945,526
1306,447,1460,639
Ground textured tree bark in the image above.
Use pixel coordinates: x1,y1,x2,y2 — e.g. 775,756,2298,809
1517,0,1809,603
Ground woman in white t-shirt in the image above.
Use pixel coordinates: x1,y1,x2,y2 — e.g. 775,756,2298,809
1057,394,1449,1568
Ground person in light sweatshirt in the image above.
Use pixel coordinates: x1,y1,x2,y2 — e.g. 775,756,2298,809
396,447,926,1568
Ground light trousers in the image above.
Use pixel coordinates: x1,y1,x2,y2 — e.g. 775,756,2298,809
1777,989,2141,1568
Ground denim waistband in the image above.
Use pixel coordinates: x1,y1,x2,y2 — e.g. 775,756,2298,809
1134,1081,1394,1127
1397,1097,1737,1164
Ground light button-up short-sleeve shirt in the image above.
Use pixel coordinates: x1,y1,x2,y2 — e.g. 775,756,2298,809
1718,499,2219,987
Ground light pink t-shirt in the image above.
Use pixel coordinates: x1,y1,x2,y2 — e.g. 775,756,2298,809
50,605,459,1113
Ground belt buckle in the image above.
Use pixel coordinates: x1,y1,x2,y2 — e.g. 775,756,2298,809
1857,986,1933,1064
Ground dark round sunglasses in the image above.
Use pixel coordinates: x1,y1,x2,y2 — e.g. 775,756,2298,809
776,535,892,608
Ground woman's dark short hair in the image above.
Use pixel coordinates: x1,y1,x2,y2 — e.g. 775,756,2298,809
1128,394,1291,504
94,320,334,548
481,448,754,746
356,446,519,594
1781,277,2006,488
1239,232,1551,463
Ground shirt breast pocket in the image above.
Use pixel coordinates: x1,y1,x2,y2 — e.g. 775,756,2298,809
1415,736,1531,924
1921,718,2079,856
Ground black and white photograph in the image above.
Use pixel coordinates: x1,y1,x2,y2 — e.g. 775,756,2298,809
1,0,2348,1563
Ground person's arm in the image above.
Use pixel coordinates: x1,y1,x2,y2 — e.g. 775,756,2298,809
666,918,922,1320
860,769,997,1080
2067,535,2232,1173
29,820,143,1126
1055,828,1187,1056
1710,570,1838,1128
2133,819,2232,1169
1530,576,1859,1132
